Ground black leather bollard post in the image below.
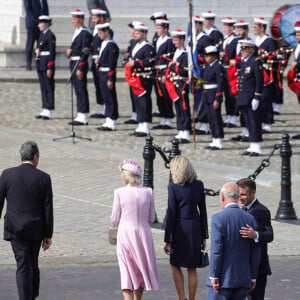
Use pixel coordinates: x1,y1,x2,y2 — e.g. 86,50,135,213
275,134,297,220
143,135,158,222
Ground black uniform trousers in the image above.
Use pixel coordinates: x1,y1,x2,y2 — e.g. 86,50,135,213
174,86,191,131
25,27,39,67
206,103,224,138
274,74,283,105
133,78,152,123
70,61,89,113
156,80,174,119
129,87,136,113
91,60,104,105
262,83,275,124
248,273,268,300
99,72,118,120
11,239,42,300
239,104,263,142
37,71,55,110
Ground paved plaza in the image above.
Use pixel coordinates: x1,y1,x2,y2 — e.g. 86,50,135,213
0,68,299,299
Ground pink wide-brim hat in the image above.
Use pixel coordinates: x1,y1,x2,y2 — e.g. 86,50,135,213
119,159,142,177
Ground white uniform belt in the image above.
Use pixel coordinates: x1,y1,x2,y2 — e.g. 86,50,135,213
71,56,80,61
92,55,99,59
203,84,218,89
155,64,168,70
40,51,50,56
99,67,110,72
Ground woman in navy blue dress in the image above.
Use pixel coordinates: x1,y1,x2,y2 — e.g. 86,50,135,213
164,155,208,300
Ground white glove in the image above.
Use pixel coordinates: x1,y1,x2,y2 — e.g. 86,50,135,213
251,99,259,111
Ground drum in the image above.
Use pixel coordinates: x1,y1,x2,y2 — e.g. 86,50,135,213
271,4,300,48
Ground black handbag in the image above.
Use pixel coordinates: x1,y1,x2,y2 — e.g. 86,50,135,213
199,249,209,268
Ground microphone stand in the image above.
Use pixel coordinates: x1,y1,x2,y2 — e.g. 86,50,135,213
53,59,92,144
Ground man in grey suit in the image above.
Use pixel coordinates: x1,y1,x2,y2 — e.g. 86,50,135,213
0,141,53,300
207,182,260,300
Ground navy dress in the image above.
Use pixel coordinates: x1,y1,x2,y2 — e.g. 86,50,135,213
164,180,209,268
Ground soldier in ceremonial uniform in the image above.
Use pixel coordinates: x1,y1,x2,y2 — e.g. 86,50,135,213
123,21,140,124
152,18,175,130
202,11,224,51
35,15,56,120
230,20,253,142
194,15,214,135
95,22,119,131
202,46,225,150
220,17,238,128
126,22,155,137
253,17,279,133
89,8,107,119
236,40,264,156
66,9,93,126
165,30,191,143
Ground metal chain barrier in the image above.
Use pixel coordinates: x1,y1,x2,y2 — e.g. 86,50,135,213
204,143,281,196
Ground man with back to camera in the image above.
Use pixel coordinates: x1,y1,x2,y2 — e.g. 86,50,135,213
237,178,273,300
0,141,53,300
207,182,260,300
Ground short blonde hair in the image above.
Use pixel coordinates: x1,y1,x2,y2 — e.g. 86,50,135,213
169,155,197,186
121,170,142,185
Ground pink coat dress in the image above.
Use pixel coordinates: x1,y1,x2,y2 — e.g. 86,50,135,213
111,185,159,291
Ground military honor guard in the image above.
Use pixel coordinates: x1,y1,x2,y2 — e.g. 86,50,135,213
123,21,140,124
126,22,155,137
236,40,264,156
152,18,175,130
166,29,191,143
202,46,225,150
220,17,238,128
253,17,279,133
202,10,224,51
95,22,119,131
89,8,107,119
194,15,214,135
66,9,93,126
35,15,56,120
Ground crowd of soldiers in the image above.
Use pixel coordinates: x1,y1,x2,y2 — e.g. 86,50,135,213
33,9,300,156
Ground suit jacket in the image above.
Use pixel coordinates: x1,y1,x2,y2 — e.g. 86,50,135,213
0,163,53,241
247,199,273,275
236,54,264,106
208,203,260,289
24,0,49,28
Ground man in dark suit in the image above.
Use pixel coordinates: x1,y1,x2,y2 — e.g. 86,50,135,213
24,0,49,70
87,0,111,30
237,178,273,300
0,141,53,300
207,182,260,300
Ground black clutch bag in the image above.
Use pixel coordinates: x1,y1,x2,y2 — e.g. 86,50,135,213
199,249,209,268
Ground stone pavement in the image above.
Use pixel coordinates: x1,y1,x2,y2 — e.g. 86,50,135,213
0,68,299,295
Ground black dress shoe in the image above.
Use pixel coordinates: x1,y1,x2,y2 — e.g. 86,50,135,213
178,138,190,144
195,129,209,135
35,115,43,119
227,123,237,128
124,119,138,124
135,132,148,137
292,134,300,140
240,151,260,157
97,126,115,131
152,124,164,129
42,116,51,120
90,113,105,118
162,124,173,129
68,120,88,126
210,146,222,150
273,111,281,115
152,112,161,117
262,129,271,134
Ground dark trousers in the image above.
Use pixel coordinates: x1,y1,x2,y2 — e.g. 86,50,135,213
174,89,191,131
99,74,119,120
133,78,152,123
248,273,268,300
91,61,104,105
70,62,90,113
37,71,55,110
274,74,283,104
11,239,42,300
25,27,39,67
129,87,136,113
208,286,248,300
206,102,224,138
240,105,263,142
262,83,275,124
155,80,174,119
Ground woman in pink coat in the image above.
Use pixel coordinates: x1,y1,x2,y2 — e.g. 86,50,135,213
111,159,159,300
